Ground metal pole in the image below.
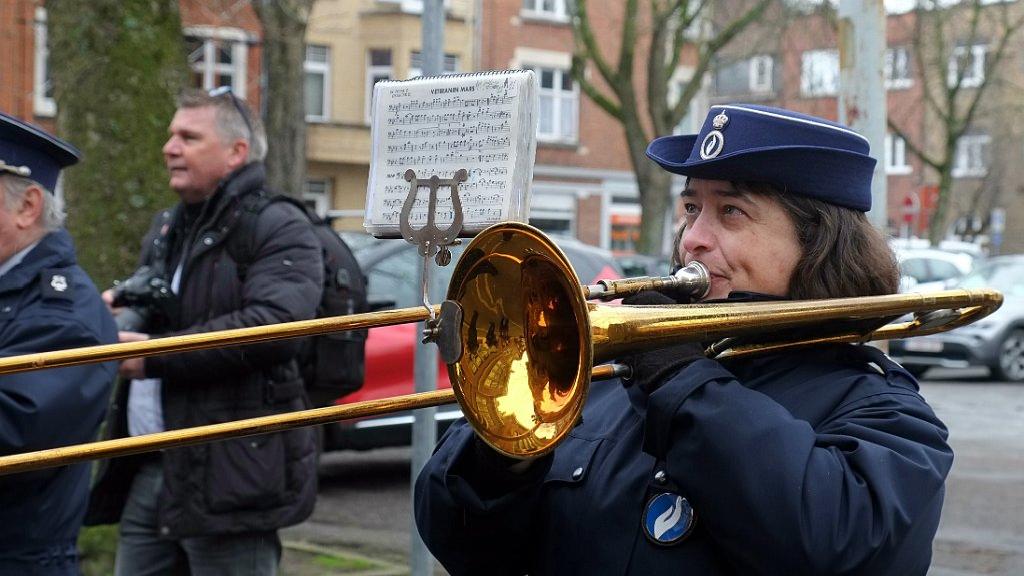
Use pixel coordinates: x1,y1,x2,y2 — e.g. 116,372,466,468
838,0,888,231
411,4,444,575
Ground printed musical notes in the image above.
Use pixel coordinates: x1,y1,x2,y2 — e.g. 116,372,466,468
364,70,539,238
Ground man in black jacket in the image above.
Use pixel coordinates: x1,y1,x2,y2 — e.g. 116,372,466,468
89,89,322,576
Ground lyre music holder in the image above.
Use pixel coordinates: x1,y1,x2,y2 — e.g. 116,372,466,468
398,169,469,349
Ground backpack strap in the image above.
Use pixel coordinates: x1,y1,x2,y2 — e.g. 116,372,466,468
225,190,280,279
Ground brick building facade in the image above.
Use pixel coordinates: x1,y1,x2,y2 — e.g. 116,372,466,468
710,3,1024,254
480,0,698,253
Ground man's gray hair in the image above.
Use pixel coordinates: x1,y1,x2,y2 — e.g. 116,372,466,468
1,174,66,231
176,89,267,162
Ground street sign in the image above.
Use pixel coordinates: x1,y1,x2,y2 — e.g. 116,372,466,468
902,193,920,225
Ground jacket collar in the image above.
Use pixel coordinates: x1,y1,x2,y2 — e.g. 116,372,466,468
178,161,266,237
0,229,75,293
217,161,266,205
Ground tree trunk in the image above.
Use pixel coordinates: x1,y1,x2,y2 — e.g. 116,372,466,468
929,166,955,243
253,0,314,199
47,0,186,288
637,167,673,255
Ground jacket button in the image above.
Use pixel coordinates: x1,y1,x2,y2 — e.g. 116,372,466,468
1,306,9,313
203,236,214,246
160,526,170,536
571,466,584,480
654,470,667,484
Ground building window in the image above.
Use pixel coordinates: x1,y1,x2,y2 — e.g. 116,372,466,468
948,44,986,88
884,134,912,175
749,55,773,94
366,49,393,122
952,134,990,178
885,47,912,89
610,213,641,253
408,51,459,79
303,179,331,218
376,0,451,14
525,65,578,143
33,7,55,117
800,49,839,97
305,45,330,122
530,216,573,236
184,28,249,97
522,0,573,21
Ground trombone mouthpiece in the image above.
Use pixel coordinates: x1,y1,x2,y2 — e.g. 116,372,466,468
671,261,710,301
584,260,711,302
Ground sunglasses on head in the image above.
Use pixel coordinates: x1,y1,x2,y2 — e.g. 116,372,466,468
208,86,253,140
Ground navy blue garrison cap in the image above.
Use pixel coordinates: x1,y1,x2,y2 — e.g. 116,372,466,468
646,104,876,211
0,111,80,192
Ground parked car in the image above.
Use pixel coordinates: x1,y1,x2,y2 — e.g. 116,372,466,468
889,255,1024,382
321,232,625,451
894,247,975,292
616,253,671,278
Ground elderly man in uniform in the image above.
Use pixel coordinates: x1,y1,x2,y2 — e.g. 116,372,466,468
0,112,117,575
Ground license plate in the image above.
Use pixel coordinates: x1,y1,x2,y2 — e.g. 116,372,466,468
904,339,943,353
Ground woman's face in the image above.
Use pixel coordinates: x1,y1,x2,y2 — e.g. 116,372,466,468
678,179,802,300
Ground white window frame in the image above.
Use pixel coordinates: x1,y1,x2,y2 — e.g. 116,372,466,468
952,134,990,178
948,44,986,89
884,47,912,90
667,67,700,135
800,49,839,97
408,51,459,79
365,48,393,123
376,0,451,14
884,134,912,175
183,26,250,98
521,0,572,22
527,64,579,144
33,7,55,117
303,178,332,218
305,44,331,122
749,55,774,94
529,189,577,237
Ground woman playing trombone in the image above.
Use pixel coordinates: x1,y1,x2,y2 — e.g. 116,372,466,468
414,104,951,575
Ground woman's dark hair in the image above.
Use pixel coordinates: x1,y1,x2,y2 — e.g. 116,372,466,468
736,181,900,299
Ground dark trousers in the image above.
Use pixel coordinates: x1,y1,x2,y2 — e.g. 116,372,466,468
0,541,78,576
114,460,281,576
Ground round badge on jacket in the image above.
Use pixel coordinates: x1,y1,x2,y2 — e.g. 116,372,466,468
643,492,696,546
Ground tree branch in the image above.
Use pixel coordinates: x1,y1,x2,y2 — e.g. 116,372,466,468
571,0,620,90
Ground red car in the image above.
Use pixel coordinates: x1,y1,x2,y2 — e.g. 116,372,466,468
322,234,624,452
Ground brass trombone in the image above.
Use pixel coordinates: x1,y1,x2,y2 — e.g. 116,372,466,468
0,222,1003,475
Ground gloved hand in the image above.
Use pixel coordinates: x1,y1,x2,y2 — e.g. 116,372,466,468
620,290,706,393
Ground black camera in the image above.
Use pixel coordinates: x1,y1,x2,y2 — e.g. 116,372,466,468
110,266,176,332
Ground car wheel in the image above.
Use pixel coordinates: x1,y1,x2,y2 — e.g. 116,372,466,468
992,328,1024,383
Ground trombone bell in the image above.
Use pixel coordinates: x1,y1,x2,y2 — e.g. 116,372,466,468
445,223,593,459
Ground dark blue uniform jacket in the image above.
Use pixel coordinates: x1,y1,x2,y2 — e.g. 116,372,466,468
415,344,953,575
0,230,117,563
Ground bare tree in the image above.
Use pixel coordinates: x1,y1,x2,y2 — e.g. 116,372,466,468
252,0,316,198
888,0,1024,242
570,0,772,254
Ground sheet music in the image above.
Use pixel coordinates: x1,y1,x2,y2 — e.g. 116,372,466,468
365,70,537,237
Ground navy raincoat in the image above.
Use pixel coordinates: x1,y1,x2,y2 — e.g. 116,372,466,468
415,344,952,575
0,230,117,572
